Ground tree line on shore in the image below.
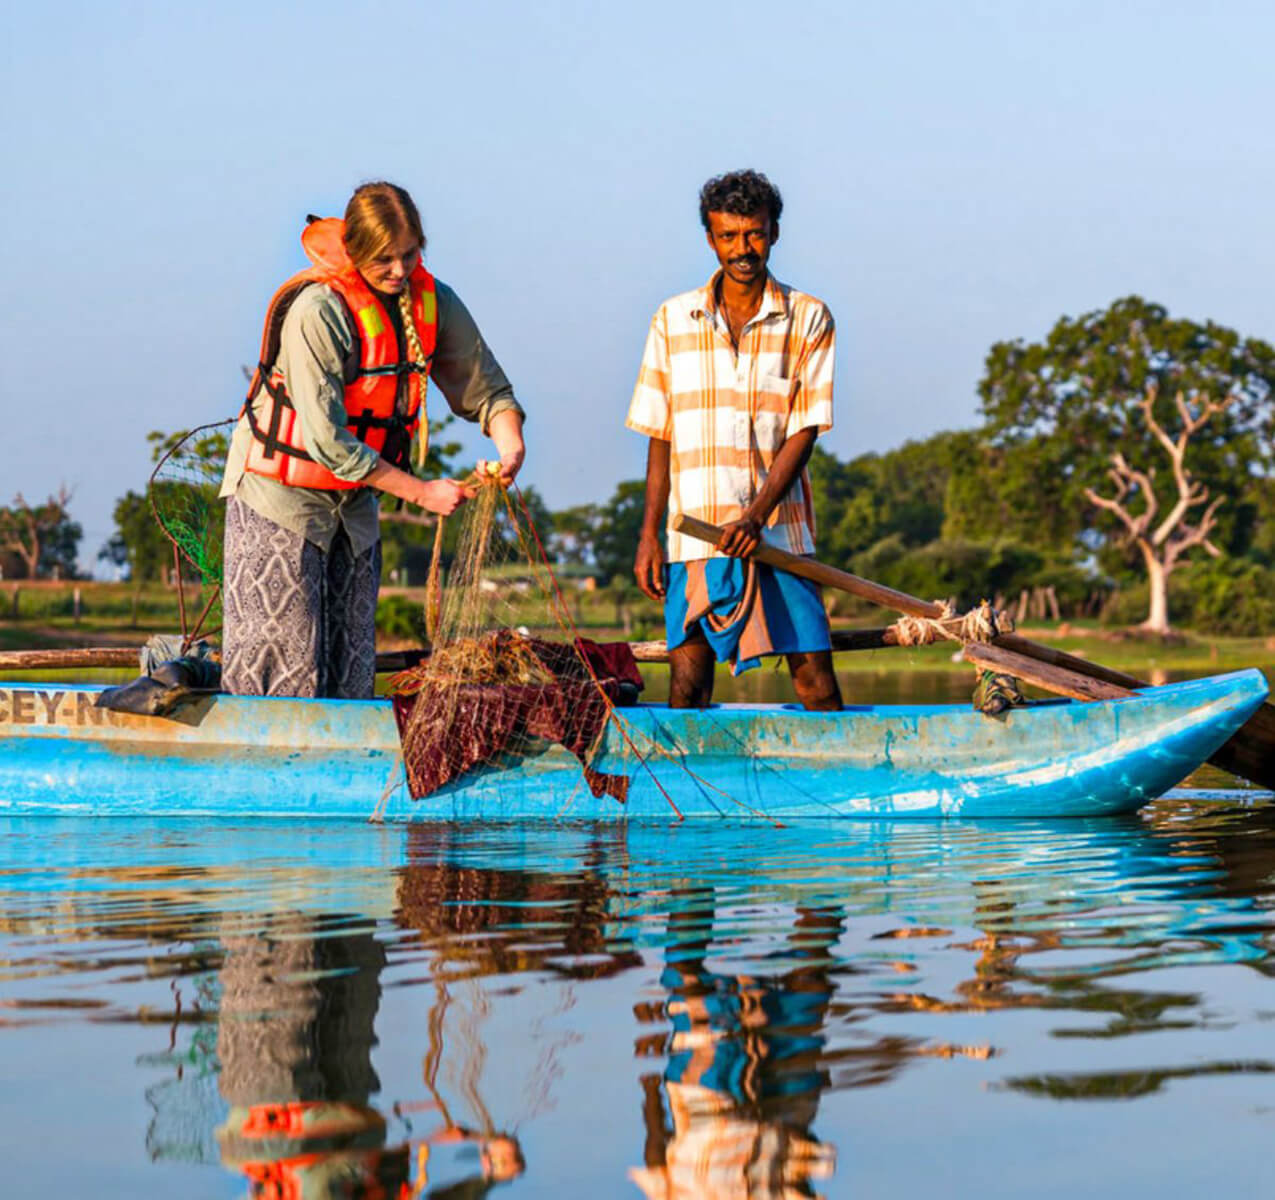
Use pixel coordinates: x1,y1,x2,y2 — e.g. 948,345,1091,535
4,296,1273,637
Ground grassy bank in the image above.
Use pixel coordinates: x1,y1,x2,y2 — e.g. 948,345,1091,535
2,583,1272,685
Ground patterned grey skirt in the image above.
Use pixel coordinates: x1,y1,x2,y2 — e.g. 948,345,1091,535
221,496,381,699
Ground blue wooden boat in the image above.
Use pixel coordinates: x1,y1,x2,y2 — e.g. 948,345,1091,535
0,669,1266,820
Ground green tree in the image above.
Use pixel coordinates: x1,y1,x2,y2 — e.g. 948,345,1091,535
511,484,554,549
592,480,647,583
0,489,81,579
103,490,171,582
147,424,231,474
851,536,1045,611
547,503,601,564
944,437,1079,552
970,296,1275,630
810,432,975,568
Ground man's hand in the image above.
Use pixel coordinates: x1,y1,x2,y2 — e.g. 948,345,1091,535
716,516,762,559
633,531,666,601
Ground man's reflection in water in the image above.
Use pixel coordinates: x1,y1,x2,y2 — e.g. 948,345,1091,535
213,913,412,1199
630,893,840,1200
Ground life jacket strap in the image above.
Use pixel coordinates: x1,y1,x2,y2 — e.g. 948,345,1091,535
359,359,432,378
243,382,416,464
242,384,314,463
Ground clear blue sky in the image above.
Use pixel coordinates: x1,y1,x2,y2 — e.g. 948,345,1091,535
3,0,1274,572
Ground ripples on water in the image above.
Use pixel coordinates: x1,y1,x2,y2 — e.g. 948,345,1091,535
1,802,1273,1198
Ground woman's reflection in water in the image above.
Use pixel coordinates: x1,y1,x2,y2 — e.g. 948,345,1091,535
630,892,841,1200
213,913,413,1198
211,902,531,1200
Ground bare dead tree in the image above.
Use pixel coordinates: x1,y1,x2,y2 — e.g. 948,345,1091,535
0,487,74,580
1083,383,1229,634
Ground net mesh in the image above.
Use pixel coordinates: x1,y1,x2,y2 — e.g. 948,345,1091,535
386,473,662,811
146,420,235,646
149,420,234,586
145,430,686,813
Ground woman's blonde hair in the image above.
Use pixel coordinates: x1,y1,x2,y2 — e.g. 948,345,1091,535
342,181,425,268
344,182,431,413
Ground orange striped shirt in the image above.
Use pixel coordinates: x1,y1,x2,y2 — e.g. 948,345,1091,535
626,271,835,562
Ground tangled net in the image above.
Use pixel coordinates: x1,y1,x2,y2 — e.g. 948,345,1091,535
385,473,651,809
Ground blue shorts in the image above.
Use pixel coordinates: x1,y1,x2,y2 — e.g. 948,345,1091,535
664,558,832,675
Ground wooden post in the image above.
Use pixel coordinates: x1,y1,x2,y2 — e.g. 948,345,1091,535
1046,586,1060,622
671,515,950,620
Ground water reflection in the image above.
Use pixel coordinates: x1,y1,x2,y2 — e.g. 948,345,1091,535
2,803,1275,1197
389,824,648,1196
630,894,839,1198
212,917,406,1198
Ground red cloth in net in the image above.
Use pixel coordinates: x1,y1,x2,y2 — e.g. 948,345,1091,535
391,637,643,803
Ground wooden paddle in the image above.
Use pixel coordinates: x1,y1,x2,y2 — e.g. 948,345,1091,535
671,513,1275,790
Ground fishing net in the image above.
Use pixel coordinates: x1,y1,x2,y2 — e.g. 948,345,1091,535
144,426,681,811
386,473,659,810
148,419,235,645
149,421,234,586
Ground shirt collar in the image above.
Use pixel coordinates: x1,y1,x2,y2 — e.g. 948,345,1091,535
691,270,788,323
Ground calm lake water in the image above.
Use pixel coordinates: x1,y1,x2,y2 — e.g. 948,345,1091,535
2,799,1274,1199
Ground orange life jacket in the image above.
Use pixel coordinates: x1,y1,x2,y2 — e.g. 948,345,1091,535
233,1101,411,1200
243,217,438,490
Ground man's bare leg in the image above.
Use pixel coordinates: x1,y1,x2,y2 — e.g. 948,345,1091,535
669,630,716,708
787,649,842,711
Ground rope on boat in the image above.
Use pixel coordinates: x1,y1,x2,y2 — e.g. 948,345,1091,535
885,599,1028,714
889,599,1014,647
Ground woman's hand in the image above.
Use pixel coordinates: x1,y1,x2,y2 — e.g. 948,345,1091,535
476,446,525,485
365,458,472,514
485,410,526,485
413,478,472,515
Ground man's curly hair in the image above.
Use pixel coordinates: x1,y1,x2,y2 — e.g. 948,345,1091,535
698,169,783,231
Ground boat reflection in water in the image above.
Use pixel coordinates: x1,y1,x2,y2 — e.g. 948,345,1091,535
3,801,1275,1196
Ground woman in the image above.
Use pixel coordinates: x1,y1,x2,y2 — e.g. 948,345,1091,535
219,182,525,698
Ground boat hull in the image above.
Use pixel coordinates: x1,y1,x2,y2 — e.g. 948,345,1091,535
0,671,1266,820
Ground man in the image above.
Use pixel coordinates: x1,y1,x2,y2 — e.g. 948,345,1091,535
627,169,842,711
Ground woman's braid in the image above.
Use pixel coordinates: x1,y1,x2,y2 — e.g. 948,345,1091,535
397,289,428,407
398,288,429,467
